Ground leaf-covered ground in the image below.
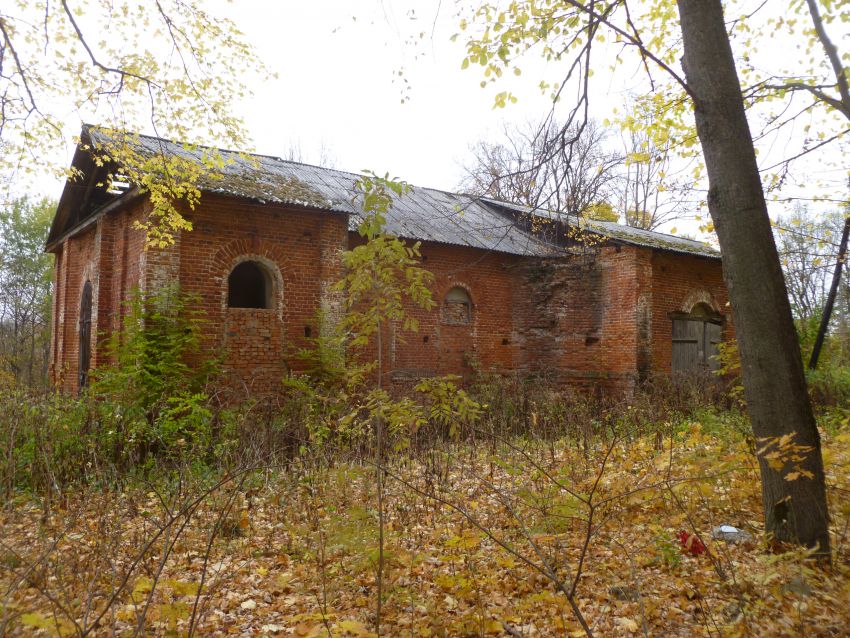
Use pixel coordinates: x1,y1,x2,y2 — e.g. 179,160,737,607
2,420,849,637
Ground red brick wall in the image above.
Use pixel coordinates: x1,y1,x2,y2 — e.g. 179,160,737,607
510,246,648,393
49,198,149,392
49,191,732,397
51,223,99,392
174,194,347,397
365,239,521,384
105,206,147,341
650,250,733,374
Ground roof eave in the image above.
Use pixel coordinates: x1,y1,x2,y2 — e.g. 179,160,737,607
603,235,721,260
45,187,141,252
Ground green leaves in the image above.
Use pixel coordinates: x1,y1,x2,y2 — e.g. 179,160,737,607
414,375,482,438
283,174,440,454
339,173,435,343
0,196,55,389
87,285,221,467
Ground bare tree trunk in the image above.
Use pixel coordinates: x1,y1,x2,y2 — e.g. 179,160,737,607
375,322,384,636
809,213,850,370
29,311,37,386
677,0,831,556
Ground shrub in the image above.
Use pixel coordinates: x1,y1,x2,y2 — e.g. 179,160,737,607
85,286,224,470
0,287,246,497
807,364,850,409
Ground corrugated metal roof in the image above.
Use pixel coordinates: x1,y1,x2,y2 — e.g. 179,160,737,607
481,198,720,259
85,128,719,259
585,220,720,259
88,128,556,257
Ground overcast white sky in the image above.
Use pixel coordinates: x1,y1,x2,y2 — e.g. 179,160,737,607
37,0,847,235
50,0,640,194
214,0,581,190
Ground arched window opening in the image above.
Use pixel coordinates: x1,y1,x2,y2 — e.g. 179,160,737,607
671,302,723,374
228,261,272,309
442,286,472,325
78,281,93,390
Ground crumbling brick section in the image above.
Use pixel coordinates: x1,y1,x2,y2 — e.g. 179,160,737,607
318,217,346,338
143,231,181,297
510,244,731,394
512,248,641,393
224,309,284,395
441,301,471,325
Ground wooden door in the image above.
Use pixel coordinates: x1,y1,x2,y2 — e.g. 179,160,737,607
705,321,722,371
672,318,702,373
672,318,722,373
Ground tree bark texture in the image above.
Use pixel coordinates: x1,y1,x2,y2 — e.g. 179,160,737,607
677,0,830,555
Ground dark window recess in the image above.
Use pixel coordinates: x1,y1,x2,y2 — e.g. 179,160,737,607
304,326,312,338
442,287,472,325
78,281,93,391
228,261,272,309
423,335,429,343
672,303,722,373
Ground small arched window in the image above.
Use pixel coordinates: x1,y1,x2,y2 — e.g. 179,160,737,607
442,286,472,325
228,261,273,309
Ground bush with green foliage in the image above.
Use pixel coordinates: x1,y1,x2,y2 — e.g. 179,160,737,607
278,174,482,457
86,286,227,469
0,286,247,496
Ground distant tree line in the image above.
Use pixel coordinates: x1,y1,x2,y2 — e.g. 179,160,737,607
776,204,850,367
0,197,54,389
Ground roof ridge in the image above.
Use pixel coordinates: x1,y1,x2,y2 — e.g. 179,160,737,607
84,125,509,199
84,124,288,163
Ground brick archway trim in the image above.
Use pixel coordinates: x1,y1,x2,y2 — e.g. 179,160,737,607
212,240,286,320
680,288,721,315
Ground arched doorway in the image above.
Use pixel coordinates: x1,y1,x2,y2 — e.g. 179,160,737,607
440,286,475,374
78,281,93,390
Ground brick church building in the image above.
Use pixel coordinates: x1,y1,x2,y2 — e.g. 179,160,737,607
47,128,732,396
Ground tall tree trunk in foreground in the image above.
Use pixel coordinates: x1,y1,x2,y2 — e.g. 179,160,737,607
677,0,830,556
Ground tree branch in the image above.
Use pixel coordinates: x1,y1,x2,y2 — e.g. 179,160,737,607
759,81,847,117
759,127,850,173
0,16,38,113
561,0,694,98
805,0,850,121
60,0,161,93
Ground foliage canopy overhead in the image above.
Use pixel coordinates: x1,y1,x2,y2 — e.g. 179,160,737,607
0,0,268,244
